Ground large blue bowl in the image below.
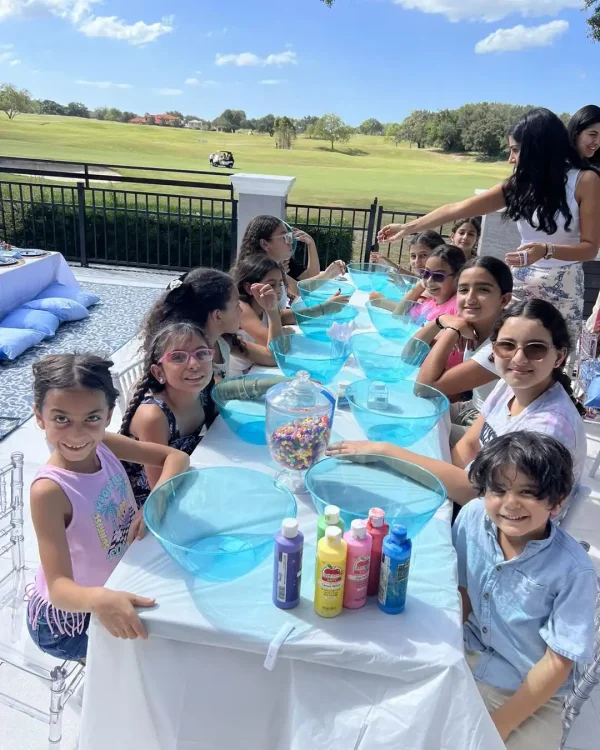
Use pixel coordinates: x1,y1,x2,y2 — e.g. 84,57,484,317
144,468,297,582
366,299,426,339
346,378,449,446
350,332,430,382
297,278,356,303
306,455,446,538
347,262,391,292
292,300,359,342
211,373,290,445
270,333,350,383
378,273,418,302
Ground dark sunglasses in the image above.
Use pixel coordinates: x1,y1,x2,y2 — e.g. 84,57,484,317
158,347,215,366
418,268,455,283
492,341,556,362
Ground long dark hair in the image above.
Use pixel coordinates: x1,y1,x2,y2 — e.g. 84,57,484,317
231,254,284,304
568,105,600,167
121,321,209,436
451,217,482,238
409,230,444,251
428,244,466,274
503,108,583,235
490,298,582,413
32,353,119,412
458,256,513,295
238,215,285,260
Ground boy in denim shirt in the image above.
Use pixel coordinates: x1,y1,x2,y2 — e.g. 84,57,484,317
453,431,596,748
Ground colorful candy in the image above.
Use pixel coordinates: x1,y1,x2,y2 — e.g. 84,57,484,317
269,415,331,471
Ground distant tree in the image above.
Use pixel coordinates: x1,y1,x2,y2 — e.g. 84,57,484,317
359,118,384,136
274,116,297,149
37,99,66,116
399,110,434,149
92,106,108,120
314,113,354,150
105,108,123,122
214,108,246,132
121,111,137,123
166,110,184,119
586,1,600,40
295,115,319,133
66,101,90,118
256,114,276,136
305,123,316,139
0,84,32,119
384,123,403,147
559,112,571,127
321,0,335,5
429,109,464,152
144,112,155,125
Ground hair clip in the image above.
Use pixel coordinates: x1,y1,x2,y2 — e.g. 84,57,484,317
168,279,183,291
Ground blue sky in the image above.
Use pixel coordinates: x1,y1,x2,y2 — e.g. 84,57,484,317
0,1,596,124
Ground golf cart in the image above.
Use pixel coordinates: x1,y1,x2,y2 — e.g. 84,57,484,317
210,151,235,168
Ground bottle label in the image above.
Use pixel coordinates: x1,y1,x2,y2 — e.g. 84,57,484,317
378,555,410,607
277,552,288,602
319,563,343,597
348,555,370,582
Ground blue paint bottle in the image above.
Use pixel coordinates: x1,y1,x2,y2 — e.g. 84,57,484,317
377,524,411,615
273,518,304,609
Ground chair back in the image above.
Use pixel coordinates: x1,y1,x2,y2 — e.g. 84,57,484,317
113,359,144,413
0,452,25,604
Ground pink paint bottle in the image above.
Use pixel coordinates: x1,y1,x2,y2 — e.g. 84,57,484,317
367,507,389,597
343,519,372,609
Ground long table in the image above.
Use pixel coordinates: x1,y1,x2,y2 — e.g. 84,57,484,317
80,326,504,749
0,251,78,321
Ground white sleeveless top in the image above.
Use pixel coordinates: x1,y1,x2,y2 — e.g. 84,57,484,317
517,169,581,269
229,312,268,377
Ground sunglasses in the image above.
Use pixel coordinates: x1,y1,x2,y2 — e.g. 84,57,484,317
492,341,556,361
271,231,293,245
418,268,455,283
158,347,215,366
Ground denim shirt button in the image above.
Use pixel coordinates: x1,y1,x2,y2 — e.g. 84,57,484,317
482,626,488,634
483,592,490,600
495,565,502,572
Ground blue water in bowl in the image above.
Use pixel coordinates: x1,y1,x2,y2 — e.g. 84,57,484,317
366,299,425,340
306,455,446,538
292,301,359,342
297,278,355,302
350,333,429,382
270,334,350,383
379,274,417,302
144,468,297,582
346,378,449,446
347,262,391,292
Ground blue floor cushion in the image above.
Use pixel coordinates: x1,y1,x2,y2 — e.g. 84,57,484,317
24,297,90,322
35,282,100,308
0,308,60,338
0,328,45,360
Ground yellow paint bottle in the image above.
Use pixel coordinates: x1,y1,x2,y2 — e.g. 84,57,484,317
314,526,347,618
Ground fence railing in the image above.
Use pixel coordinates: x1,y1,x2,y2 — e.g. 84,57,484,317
0,159,238,271
374,206,450,268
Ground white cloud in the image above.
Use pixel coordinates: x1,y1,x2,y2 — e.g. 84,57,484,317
475,20,568,53
0,50,11,61
154,88,183,95
9,57,20,64
215,50,297,67
76,79,133,88
78,15,173,45
260,79,285,85
185,77,199,85
392,0,580,23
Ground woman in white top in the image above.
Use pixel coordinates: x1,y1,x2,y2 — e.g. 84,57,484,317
378,108,600,348
328,298,586,521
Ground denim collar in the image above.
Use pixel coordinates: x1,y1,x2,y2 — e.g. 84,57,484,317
483,511,556,565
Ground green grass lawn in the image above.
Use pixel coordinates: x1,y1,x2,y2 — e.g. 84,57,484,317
0,115,511,211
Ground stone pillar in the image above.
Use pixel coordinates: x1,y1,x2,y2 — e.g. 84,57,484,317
475,190,521,261
230,174,296,252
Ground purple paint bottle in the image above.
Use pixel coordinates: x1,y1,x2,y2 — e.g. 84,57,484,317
273,518,304,609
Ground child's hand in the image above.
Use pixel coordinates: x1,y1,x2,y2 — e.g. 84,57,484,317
250,283,279,312
127,510,147,544
322,260,346,279
91,588,155,640
325,291,351,307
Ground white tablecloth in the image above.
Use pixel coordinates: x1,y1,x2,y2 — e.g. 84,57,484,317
80,367,504,749
0,251,78,321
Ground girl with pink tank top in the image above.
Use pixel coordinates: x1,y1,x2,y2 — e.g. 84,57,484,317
26,353,189,662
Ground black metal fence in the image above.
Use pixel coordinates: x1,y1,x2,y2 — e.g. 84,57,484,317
374,206,450,268
0,158,238,271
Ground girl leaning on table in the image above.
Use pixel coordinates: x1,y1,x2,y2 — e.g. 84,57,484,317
454,431,596,749
26,353,190,662
328,298,586,522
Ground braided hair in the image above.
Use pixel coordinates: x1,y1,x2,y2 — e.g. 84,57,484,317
120,321,207,436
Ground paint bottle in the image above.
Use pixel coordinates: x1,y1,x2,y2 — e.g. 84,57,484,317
316,504,345,544
273,518,304,610
377,524,412,615
366,507,389,596
314,526,347,618
343,519,372,609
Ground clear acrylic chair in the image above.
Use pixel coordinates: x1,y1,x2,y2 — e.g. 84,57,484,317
560,574,600,748
112,357,144,413
0,451,85,747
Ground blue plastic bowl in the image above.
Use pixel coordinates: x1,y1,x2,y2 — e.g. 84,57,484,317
366,299,426,340
306,455,446,538
297,278,356,302
379,273,417,302
291,300,359,342
211,373,290,445
270,333,350,383
347,262,392,292
345,378,449,446
350,332,430,382
144,468,297,582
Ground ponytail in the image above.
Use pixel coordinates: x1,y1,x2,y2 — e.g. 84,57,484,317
553,368,585,416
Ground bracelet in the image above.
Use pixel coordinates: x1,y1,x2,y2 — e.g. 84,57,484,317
544,243,556,260
443,326,461,337
435,316,444,330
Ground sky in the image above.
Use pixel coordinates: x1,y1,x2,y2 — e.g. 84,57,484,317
0,0,597,124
